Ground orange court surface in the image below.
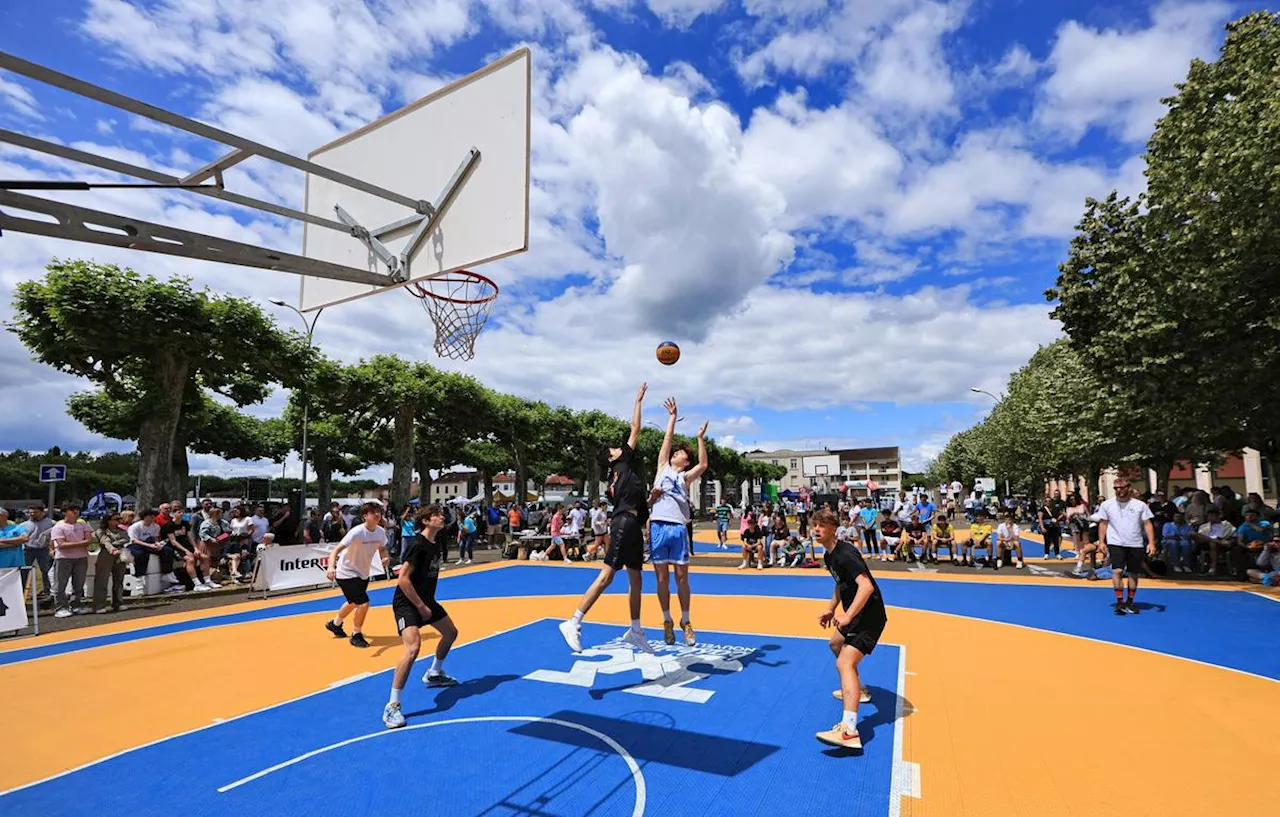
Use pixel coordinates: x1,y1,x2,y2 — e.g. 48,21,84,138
3,559,1276,817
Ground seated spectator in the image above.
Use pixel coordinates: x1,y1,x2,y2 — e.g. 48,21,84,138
965,513,993,568
1162,511,1194,573
995,513,1025,570
777,534,806,567
1244,492,1276,523
932,516,957,564
1190,508,1236,576
200,507,235,580
259,532,276,550
91,513,129,612
1233,508,1272,579
1245,528,1280,585
128,508,195,594
903,512,930,563
739,520,764,570
223,506,254,581
880,515,904,562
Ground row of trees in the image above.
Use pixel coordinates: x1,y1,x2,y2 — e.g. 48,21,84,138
9,262,788,511
928,12,1280,498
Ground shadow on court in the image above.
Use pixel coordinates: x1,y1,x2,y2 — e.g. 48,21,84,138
820,684,914,757
587,643,789,700
510,709,780,776
405,674,522,717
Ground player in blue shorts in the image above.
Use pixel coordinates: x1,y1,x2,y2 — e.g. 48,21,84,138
648,396,709,646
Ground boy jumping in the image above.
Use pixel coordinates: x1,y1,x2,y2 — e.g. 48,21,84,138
559,383,654,655
814,507,887,750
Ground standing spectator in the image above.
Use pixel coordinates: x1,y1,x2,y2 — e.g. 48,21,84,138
249,505,270,552
91,513,130,612
1038,493,1066,560
51,503,92,617
858,500,882,560
20,503,54,598
1162,511,1194,573
322,505,347,544
269,505,296,546
456,510,477,565
0,508,27,568
305,509,323,545
914,494,937,524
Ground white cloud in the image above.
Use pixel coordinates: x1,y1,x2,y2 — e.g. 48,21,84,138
0,74,42,121
1035,0,1230,143
646,0,727,28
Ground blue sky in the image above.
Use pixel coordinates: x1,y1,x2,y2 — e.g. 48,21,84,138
0,0,1239,478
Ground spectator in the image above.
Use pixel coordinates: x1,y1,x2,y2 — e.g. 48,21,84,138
858,500,882,560
1245,529,1280,585
965,512,993,568
322,505,347,544
544,504,568,563
51,503,92,618
1233,508,1271,579
1184,490,1212,528
20,503,54,598
269,505,295,546
1190,508,1235,576
161,502,206,589
995,513,1025,570
199,508,234,580
1162,511,1194,573
0,508,27,569
305,509,323,545
778,534,805,567
586,500,609,561
880,514,904,562
1038,492,1066,560
456,510,477,565
903,511,929,563
249,505,270,552
129,508,196,594
739,518,764,570
91,513,129,613
1244,492,1276,523
933,515,956,564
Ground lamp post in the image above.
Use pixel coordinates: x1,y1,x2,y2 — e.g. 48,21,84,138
271,299,323,525
970,387,1010,497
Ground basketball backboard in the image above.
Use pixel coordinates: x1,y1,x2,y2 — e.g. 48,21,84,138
299,47,531,312
802,454,839,478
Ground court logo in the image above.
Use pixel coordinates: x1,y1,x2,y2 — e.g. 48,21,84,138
524,640,758,704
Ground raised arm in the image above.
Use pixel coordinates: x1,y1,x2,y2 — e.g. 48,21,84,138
686,421,710,482
627,381,647,450
657,396,677,469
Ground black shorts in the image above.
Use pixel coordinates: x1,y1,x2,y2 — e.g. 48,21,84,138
603,513,644,571
1109,546,1146,575
392,594,448,634
336,576,370,605
839,615,886,656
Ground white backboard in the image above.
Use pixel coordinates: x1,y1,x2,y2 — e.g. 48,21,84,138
299,48,531,311
802,454,840,478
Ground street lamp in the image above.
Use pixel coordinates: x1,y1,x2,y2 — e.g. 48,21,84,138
970,386,1010,497
271,299,324,525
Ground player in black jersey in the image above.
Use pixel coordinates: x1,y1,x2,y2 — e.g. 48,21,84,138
813,507,888,750
559,382,655,655
382,504,458,729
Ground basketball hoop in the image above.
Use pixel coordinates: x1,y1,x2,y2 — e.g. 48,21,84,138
407,270,499,360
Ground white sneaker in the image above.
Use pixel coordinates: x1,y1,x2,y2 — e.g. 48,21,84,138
194,583,212,592
94,607,108,614
996,558,1003,569
464,559,472,565
382,702,406,729
622,628,655,654
563,558,571,563
737,560,747,569
54,608,72,618
558,620,582,652
165,584,186,593
455,559,465,565
756,561,763,570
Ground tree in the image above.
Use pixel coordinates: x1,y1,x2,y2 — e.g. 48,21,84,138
9,261,312,508
483,392,554,505
282,359,378,511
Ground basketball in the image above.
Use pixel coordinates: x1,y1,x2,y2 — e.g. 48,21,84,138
656,342,680,365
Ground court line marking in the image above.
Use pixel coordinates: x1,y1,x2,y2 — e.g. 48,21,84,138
0,622,529,799
216,715,646,817
1247,591,1280,604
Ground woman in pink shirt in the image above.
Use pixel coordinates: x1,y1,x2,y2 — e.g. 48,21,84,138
51,503,93,617
543,504,569,563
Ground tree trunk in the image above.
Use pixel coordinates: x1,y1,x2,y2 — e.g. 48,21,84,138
135,354,189,510
1151,457,1175,498
171,445,190,503
316,458,334,513
420,473,434,505
512,446,528,505
586,458,600,504
1085,465,1102,504
391,402,415,509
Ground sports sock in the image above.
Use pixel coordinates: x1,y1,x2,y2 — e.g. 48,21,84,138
571,610,584,625
195,565,206,582
841,710,857,729
389,687,401,705
1113,587,1124,602
333,614,344,626
429,656,443,674
662,611,673,623
1126,587,1137,604
680,614,690,627
630,618,642,632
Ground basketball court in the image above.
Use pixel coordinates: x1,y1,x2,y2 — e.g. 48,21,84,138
2,562,1276,817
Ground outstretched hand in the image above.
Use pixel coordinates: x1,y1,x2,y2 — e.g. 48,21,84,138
636,382,648,403
697,421,709,438
663,397,678,416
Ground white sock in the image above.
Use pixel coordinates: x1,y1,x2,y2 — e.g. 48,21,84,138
389,687,401,705
662,611,673,623
841,709,857,729
571,610,584,625
332,614,343,626
430,656,443,674
630,618,642,632
680,614,690,627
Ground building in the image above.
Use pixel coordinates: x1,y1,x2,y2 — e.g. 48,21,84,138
746,448,826,491
1045,448,1277,504
429,471,478,503
747,446,902,496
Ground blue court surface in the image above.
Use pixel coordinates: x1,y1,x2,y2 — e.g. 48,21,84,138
5,619,908,817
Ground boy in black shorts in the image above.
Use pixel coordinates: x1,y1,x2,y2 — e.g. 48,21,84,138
814,507,887,750
383,504,458,729
559,382,655,655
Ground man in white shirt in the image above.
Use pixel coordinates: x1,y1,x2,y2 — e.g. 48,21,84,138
1095,478,1156,615
994,514,1025,570
648,396,709,647
586,500,609,561
568,502,587,539
325,502,390,648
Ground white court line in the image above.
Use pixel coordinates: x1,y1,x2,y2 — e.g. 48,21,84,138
216,715,646,817
0,622,530,798
889,644,922,816
1248,591,1280,604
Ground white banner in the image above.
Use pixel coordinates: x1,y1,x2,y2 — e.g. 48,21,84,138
0,568,29,632
251,544,387,593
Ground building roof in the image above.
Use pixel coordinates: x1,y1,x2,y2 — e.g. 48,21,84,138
545,474,577,486
832,446,900,461
434,471,472,484
746,448,827,458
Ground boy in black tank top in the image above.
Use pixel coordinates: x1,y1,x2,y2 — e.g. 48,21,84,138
559,382,656,656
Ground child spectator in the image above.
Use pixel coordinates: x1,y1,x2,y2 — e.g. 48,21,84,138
1162,511,1194,573
880,515,903,562
966,512,993,567
740,520,764,570
995,513,1025,570
932,516,956,564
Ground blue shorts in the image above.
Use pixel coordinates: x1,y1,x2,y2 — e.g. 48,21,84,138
649,520,690,565
716,521,728,533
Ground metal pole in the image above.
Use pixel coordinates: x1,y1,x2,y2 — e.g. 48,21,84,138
47,482,55,512
270,301,323,533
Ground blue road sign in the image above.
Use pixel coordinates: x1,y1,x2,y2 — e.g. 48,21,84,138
39,464,67,483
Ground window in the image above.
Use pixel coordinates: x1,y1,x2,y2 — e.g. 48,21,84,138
810,477,818,487
1263,456,1273,494
790,458,797,469
771,459,778,466
790,476,799,487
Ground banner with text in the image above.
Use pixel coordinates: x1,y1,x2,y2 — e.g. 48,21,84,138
0,568,29,632
251,544,387,593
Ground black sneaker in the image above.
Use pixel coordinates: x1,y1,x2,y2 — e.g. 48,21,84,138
1125,601,1140,615
349,632,370,648
424,672,458,688
1114,602,1128,616
325,620,348,638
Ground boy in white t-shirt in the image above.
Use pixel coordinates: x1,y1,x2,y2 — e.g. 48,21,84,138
994,514,1025,570
325,502,390,648
648,396,709,647
585,500,609,561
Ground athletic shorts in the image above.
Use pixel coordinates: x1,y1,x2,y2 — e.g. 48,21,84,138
336,576,370,605
603,513,644,571
649,520,690,565
716,520,728,533
1109,546,1146,575
392,594,448,634
839,615,886,656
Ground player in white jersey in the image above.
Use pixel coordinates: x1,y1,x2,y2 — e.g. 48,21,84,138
649,397,709,646
324,502,390,648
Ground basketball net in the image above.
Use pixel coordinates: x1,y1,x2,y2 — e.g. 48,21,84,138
407,271,499,361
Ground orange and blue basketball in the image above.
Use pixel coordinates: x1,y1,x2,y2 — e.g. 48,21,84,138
656,342,680,365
